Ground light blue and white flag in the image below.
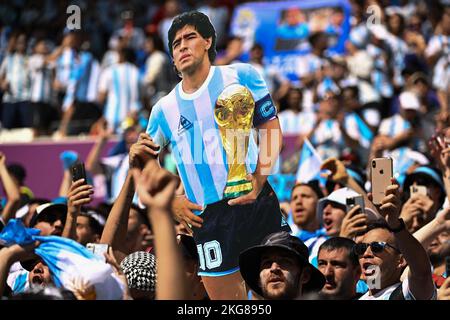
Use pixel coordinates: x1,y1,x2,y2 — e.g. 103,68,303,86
0,219,124,300
296,138,323,183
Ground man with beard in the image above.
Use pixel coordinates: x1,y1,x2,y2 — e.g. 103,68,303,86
0,243,54,296
317,237,362,300
239,231,325,300
428,230,450,288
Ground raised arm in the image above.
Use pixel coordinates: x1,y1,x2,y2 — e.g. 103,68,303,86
0,153,21,224
62,179,94,241
381,179,435,300
132,160,187,300
429,133,450,205
85,121,111,175
100,133,159,259
0,243,38,297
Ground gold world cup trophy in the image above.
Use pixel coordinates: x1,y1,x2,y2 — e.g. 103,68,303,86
214,84,255,199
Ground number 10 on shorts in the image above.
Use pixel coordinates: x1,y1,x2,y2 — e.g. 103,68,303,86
197,240,223,270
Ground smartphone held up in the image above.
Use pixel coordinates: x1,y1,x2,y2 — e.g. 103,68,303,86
71,162,87,184
370,157,393,205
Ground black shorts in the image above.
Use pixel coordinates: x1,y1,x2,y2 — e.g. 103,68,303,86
192,182,291,277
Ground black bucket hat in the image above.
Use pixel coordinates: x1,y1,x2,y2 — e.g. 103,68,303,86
239,232,325,297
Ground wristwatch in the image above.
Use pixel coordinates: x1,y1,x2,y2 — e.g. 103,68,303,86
389,218,406,233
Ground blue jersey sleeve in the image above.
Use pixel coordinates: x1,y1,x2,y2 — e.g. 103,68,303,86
145,102,170,151
237,63,277,127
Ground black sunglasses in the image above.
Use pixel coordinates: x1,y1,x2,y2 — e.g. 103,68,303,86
354,242,400,256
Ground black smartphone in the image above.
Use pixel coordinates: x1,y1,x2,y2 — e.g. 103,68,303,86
71,162,86,183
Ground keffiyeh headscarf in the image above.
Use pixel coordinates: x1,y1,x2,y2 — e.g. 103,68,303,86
120,251,157,292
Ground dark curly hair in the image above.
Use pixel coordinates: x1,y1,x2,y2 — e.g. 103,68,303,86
168,11,217,63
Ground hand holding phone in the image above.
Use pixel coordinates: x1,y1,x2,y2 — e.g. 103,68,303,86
410,185,427,197
346,195,365,214
86,243,109,262
371,157,393,205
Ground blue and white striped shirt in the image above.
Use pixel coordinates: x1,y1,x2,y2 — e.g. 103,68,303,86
98,62,142,132
55,48,77,89
426,35,450,91
146,63,277,207
63,51,100,110
0,53,30,103
28,54,53,103
311,112,374,160
279,110,316,136
367,44,393,98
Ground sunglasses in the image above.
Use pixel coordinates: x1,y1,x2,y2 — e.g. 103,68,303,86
354,242,400,256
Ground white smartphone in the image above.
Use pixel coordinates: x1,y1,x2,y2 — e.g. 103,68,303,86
410,185,427,197
86,243,109,262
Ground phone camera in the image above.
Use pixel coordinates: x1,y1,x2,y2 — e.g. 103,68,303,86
372,161,376,168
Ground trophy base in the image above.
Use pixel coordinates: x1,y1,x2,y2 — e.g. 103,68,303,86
223,179,253,199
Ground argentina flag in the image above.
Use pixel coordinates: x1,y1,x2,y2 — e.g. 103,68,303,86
296,138,323,183
0,219,125,300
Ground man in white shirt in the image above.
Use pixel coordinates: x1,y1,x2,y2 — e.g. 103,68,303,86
357,181,436,300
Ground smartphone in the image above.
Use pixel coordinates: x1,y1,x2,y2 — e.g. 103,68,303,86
410,185,427,197
86,243,109,262
71,162,86,184
346,195,365,214
371,157,393,205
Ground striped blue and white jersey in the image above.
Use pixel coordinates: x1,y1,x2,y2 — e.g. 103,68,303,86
28,54,53,103
98,62,142,132
278,110,316,136
0,53,30,103
367,44,394,98
7,262,30,294
378,114,411,138
426,35,450,91
63,51,100,110
146,63,277,207
378,114,424,171
310,112,374,160
383,33,409,87
101,153,130,203
55,48,77,89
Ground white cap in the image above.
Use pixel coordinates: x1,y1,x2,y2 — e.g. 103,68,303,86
15,204,29,219
31,202,67,226
316,187,359,223
399,91,420,111
85,210,106,227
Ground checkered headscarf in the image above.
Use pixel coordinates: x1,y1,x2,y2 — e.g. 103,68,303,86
120,251,157,292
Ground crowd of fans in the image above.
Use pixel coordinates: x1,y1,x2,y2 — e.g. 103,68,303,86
0,0,449,301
